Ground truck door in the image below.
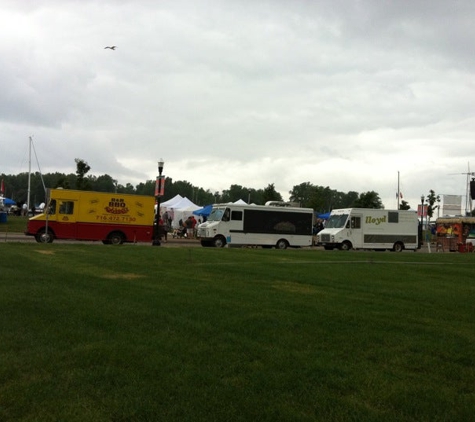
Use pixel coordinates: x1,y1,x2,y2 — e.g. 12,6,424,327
56,199,78,239
349,214,363,247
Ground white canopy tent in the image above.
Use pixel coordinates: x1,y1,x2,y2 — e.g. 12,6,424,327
160,194,183,208
171,204,202,228
159,196,200,228
157,194,182,217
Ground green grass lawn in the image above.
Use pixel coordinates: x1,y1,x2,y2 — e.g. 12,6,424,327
0,244,474,421
0,215,28,233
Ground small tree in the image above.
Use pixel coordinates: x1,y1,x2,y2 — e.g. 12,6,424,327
399,200,411,210
75,158,91,190
262,183,282,204
426,190,440,220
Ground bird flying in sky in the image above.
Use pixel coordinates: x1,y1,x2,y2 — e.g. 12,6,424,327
104,46,116,50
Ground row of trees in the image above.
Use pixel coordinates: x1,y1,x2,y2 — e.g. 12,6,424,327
2,158,425,212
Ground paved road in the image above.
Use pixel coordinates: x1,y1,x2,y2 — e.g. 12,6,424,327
1,231,441,252
0,232,202,247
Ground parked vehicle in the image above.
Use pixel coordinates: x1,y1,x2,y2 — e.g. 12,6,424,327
25,188,155,244
316,208,420,252
435,216,475,252
197,203,314,248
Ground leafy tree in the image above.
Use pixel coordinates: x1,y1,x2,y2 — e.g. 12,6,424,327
344,191,359,208
353,191,384,209
3,166,391,212
399,200,411,210
171,180,194,200
309,186,337,212
194,188,216,206
135,180,155,196
221,184,249,203
289,183,359,211
75,158,91,190
116,183,135,194
426,190,440,220
289,182,316,207
262,184,282,203
55,175,72,189
93,174,117,192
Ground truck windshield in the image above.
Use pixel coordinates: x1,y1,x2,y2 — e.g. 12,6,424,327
326,214,349,228
207,208,225,222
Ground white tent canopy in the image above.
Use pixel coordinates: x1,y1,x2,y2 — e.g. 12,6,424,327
159,196,200,228
171,204,202,228
170,197,197,210
160,194,183,208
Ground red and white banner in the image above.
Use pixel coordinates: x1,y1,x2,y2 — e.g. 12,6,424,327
417,204,428,217
154,176,165,196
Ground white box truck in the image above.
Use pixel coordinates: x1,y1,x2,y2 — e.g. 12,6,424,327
316,208,420,252
197,203,314,248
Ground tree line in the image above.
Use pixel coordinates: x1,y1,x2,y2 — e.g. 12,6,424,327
1,158,410,212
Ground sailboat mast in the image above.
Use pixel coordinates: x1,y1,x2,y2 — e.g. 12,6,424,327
27,136,32,214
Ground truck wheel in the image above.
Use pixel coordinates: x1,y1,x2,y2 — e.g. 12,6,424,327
340,241,352,251
213,236,226,248
108,232,125,245
393,242,404,253
35,229,54,243
276,239,289,249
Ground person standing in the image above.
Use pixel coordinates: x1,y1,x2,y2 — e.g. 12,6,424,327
185,216,194,239
159,215,167,242
191,215,198,238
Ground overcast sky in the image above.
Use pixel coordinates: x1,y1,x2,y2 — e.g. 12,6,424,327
1,0,475,211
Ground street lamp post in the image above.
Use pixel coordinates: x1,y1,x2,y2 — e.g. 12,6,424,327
420,195,424,228
153,159,165,246
420,195,425,247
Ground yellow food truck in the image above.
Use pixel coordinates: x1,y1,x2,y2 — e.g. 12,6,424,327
26,188,155,244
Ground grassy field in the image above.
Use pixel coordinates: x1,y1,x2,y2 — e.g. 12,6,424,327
0,243,474,421
0,215,29,233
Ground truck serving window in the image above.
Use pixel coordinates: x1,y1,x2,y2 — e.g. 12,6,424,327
231,210,243,221
243,209,312,235
388,212,398,223
59,201,74,215
351,216,361,229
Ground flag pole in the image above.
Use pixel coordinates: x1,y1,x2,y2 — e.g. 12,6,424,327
397,171,400,210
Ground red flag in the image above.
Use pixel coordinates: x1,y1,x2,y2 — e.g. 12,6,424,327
0,178,4,195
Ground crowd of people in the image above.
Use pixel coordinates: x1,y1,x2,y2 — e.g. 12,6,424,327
158,213,199,242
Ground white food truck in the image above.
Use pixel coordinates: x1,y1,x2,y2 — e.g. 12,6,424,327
197,203,314,248
316,208,420,252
